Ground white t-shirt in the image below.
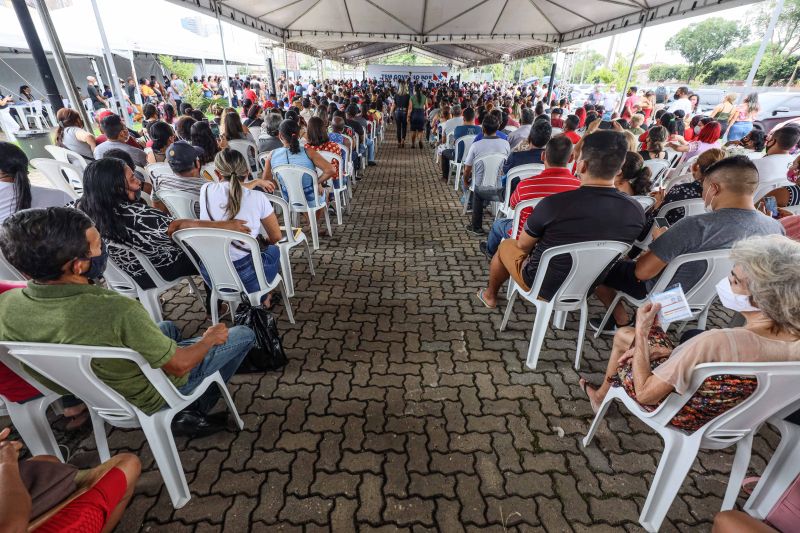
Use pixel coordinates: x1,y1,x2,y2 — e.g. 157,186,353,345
200,182,274,261
602,92,619,111
0,182,73,223
464,137,511,187
667,97,692,116
753,153,794,183
443,116,463,139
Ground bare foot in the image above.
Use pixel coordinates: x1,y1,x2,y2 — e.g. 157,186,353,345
580,378,602,414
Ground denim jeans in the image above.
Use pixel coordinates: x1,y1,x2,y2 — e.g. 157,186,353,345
487,218,514,256
200,246,281,304
727,121,753,142
159,321,255,414
365,138,375,162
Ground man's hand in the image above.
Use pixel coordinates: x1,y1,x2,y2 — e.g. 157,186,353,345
261,180,277,193
777,207,794,219
0,428,22,465
222,219,251,234
651,225,668,240
202,323,229,347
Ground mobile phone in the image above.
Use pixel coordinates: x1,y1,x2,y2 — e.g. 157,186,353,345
764,196,779,218
654,217,670,229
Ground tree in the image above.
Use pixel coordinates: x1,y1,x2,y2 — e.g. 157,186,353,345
665,18,748,80
648,63,689,82
756,0,800,55
158,55,195,81
571,51,604,83
701,59,742,84
589,66,614,84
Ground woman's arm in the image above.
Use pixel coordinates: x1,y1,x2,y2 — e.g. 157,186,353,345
260,212,282,244
167,218,250,236
709,103,723,118
75,129,97,150
631,303,676,405
307,149,336,184
0,428,30,533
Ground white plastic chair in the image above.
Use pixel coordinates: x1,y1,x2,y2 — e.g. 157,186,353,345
743,415,800,520
0,348,64,460
583,361,800,533
497,163,545,219
499,235,629,370
336,142,355,188
44,145,88,171
452,135,477,191
172,228,294,325
29,158,83,199
200,162,218,183
82,98,96,123
0,108,21,142
635,198,706,250
159,191,200,219
227,139,261,176
0,249,24,281
644,159,671,189
272,164,332,250
1,340,244,509
104,243,203,323
248,126,262,140
593,248,733,337
145,162,173,185
463,152,507,215
317,150,349,225
632,195,656,211
265,194,314,298
754,178,793,204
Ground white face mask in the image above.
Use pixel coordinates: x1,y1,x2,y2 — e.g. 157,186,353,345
703,184,717,213
716,277,759,313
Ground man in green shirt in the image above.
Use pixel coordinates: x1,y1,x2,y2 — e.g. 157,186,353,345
0,207,255,437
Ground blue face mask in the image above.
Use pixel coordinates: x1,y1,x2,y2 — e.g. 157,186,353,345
81,242,108,280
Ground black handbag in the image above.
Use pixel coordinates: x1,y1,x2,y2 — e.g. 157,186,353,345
234,298,288,372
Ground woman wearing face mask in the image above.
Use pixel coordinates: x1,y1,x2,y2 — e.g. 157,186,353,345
581,235,800,428
76,158,248,291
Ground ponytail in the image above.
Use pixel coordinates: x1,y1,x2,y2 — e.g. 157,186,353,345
226,171,243,220
14,169,32,212
629,166,653,196
278,118,302,154
213,148,249,219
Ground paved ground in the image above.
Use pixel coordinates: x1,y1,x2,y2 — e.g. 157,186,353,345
43,136,780,531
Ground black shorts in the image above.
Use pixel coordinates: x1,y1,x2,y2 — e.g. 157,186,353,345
602,260,649,300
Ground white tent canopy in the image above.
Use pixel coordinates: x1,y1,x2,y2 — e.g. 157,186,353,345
168,0,761,66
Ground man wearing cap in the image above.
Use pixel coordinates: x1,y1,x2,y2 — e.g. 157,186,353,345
87,76,107,111
150,141,206,216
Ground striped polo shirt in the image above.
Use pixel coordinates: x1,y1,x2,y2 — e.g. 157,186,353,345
508,167,581,237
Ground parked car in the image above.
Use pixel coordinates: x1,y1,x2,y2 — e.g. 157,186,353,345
690,88,726,113
752,92,800,133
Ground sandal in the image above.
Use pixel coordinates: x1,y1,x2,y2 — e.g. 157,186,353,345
476,289,496,309
579,377,602,414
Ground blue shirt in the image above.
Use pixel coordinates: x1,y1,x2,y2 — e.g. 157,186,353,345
454,124,482,159
270,146,322,206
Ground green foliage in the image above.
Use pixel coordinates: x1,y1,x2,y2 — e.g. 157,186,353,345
520,54,554,80
589,66,615,84
572,51,605,83
648,63,690,82
182,82,229,112
755,0,800,55
382,52,440,65
665,17,748,80
700,59,743,84
158,55,195,81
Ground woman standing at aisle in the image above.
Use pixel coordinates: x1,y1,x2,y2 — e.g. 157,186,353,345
409,84,427,149
392,80,410,148
727,93,760,142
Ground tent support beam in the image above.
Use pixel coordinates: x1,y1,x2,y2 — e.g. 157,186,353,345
745,0,784,88
213,0,234,102
619,14,646,114
90,0,131,126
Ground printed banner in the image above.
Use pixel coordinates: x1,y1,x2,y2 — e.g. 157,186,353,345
366,65,450,84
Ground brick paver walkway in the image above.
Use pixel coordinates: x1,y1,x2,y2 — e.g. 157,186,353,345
66,136,778,532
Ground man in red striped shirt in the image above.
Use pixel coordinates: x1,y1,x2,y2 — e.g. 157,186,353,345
480,135,580,258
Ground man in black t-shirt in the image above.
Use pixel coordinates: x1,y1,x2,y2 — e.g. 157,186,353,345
86,76,107,111
477,131,646,307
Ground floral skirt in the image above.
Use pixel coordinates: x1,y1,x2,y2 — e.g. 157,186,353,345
610,326,758,433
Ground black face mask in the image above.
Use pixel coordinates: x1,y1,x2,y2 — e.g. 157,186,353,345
80,242,108,280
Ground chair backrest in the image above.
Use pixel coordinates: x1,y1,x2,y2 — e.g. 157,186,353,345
248,126,262,140
200,162,218,182
172,228,269,306
145,162,173,185
754,178,792,204
265,194,303,246
473,152,507,189
0,346,59,398
664,148,681,168
648,361,800,444
336,143,351,174
227,139,260,174
106,242,174,291
510,198,544,239
454,134,477,164
0,108,21,142
102,257,140,299
633,195,656,211
44,145,88,170
257,151,272,173
656,198,705,220
528,241,631,305
317,150,345,183
159,190,200,219
644,159,671,188
649,248,733,312
503,163,545,206
505,125,518,133
272,164,322,209
0,249,25,281
29,158,82,199
0,341,190,423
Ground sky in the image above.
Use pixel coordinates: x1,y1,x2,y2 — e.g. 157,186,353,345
579,3,763,65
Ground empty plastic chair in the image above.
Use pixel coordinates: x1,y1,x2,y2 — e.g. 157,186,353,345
265,194,315,298
497,163,544,219
29,158,83,199
159,191,200,219
228,139,261,176
45,145,88,171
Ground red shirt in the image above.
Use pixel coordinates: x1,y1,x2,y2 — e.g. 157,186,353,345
244,89,258,103
564,130,581,144
508,168,581,237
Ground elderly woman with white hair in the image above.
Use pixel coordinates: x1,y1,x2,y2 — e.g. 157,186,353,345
581,235,800,431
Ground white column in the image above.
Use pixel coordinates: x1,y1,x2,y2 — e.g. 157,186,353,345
619,15,647,114
745,0,784,88
89,0,131,125
213,0,234,102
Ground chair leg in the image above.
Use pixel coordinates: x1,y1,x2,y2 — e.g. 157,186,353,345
593,293,621,339
186,277,204,309
210,291,220,325
280,278,295,324
139,411,191,509
525,303,553,370
89,409,111,462
7,397,63,460
500,285,518,331
696,306,711,330
308,214,320,250
744,420,800,519
723,433,754,510
552,310,567,330
138,289,164,322
279,247,295,298
304,240,315,278
213,374,244,430
582,389,618,447
639,433,702,533
334,193,343,225
575,301,588,370
323,206,333,238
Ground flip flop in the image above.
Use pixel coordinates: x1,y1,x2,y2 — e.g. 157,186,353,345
476,289,496,309
579,377,601,414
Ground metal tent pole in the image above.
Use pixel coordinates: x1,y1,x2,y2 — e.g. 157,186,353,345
90,0,130,125
213,0,234,103
619,13,647,114
745,0,784,88
11,0,64,116
30,0,91,130
283,43,289,79
544,48,558,105
201,57,207,76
